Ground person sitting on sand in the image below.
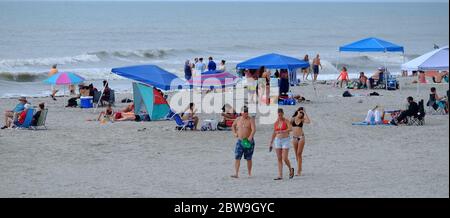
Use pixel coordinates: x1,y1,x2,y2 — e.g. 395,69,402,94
390,96,419,126
418,71,427,83
368,68,383,88
336,66,350,88
31,103,45,127
6,103,32,128
358,72,368,89
2,97,27,129
432,71,449,83
291,107,310,176
99,80,112,106
269,108,294,180
231,106,256,179
364,105,386,125
427,87,448,113
97,104,114,122
218,104,238,128
182,103,199,130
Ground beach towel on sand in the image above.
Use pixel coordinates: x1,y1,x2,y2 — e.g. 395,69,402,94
352,121,392,126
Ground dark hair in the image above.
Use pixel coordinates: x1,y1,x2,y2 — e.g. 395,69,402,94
221,60,226,64
103,80,108,87
407,96,414,101
242,106,249,113
52,64,57,68
342,66,347,71
199,58,203,61
189,102,194,110
431,87,436,92
292,107,304,117
277,108,284,114
39,103,45,110
209,57,213,60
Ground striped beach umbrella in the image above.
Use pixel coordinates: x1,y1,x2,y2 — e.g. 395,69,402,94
43,72,85,85
187,71,238,89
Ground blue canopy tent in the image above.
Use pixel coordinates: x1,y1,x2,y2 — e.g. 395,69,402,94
236,53,309,70
236,53,309,86
111,65,185,91
337,37,405,89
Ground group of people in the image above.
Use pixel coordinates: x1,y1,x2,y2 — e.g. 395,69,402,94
1,97,46,129
335,67,391,90
301,54,323,83
230,106,311,180
184,57,227,80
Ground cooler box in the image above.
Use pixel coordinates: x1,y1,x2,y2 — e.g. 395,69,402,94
80,96,93,108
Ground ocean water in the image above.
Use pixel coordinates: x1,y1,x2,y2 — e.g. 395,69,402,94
0,1,448,97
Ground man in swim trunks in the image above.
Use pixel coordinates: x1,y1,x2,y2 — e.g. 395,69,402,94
312,54,322,82
231,106,256,178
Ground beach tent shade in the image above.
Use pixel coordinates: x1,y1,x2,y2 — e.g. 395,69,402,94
188,71,238,88
111,65,183,91
133,82,170,120
339,37,404,53
402,46,449,71
236,53,309,70
43,72,85,85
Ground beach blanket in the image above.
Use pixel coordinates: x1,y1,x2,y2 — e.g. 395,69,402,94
352,121,393,126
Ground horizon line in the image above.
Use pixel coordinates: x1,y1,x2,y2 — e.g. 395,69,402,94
1,0,448,3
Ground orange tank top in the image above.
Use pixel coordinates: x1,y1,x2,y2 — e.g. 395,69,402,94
274,120,288,131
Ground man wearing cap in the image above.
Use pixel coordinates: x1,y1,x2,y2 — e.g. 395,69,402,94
2,97,27,129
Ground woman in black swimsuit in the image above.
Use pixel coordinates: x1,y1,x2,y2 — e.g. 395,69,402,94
291,107,311,176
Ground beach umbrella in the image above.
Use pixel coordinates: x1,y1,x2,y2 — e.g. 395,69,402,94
43,72,85,105
43,71,85,85
187,71,238,89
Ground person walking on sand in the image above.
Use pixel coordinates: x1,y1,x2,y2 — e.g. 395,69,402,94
302,54,310,81
312,54,322,82
291,107,310,176
269,108,294,180
49,64,58,100
231,106,256,178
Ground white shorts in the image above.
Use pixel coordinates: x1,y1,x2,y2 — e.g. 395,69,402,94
273,137,291,149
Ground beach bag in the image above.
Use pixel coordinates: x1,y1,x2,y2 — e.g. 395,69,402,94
67,98,78,107
342,91,352,97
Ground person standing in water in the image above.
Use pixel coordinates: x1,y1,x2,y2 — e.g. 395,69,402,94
269,108,294,180
231,106,256,178
49,64,58,100
291,107,310,176
312,54,322,82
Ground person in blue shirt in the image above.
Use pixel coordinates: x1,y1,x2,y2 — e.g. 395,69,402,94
208,56,216,71
195,57,206,74
2,96,27,129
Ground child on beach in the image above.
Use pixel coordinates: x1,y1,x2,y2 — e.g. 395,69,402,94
336,67,350,88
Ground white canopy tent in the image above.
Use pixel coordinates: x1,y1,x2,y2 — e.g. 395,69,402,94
402,46,449,72
401,46,449,96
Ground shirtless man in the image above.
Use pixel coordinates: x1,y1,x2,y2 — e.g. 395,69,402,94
231,106,256,178
312,54,322,82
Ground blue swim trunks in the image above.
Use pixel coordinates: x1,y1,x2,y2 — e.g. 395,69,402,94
235,139,255,160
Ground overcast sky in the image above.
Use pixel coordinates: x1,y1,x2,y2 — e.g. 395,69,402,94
1,0,448,2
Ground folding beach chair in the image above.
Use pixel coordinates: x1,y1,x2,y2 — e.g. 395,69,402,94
15,108,35,129
31,108,48,130
407,100,426,126
173,113,194,131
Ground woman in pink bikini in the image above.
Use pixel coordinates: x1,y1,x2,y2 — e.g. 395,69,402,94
291,107,311,176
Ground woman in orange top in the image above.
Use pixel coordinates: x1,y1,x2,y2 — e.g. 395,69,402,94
269,108,294,180
337,66,350,88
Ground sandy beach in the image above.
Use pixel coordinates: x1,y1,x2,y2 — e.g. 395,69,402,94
0,77,448,198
